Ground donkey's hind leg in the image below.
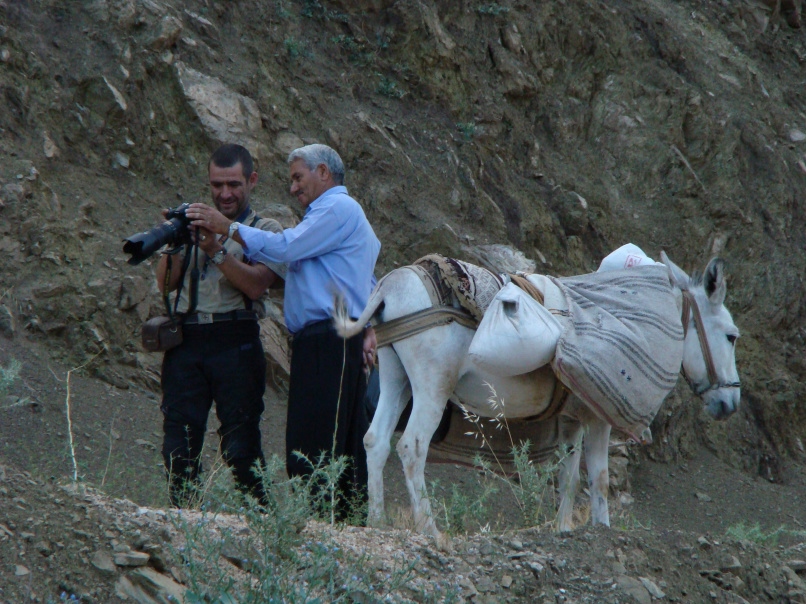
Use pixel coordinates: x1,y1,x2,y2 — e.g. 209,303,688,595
364,347,410,527
396,381,453,548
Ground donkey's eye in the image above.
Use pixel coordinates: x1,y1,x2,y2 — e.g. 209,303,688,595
727,334,737,345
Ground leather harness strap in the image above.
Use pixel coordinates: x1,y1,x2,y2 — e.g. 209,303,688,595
681,290,719,389
520,375,571,423
374,306,478,349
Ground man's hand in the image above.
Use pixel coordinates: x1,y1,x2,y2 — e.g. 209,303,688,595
191,226,220,255
186,203,232,237
362,326,377,369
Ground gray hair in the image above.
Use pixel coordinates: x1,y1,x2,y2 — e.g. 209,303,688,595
287,144,345,185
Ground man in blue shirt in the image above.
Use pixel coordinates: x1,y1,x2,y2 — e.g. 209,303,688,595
187,144,380,520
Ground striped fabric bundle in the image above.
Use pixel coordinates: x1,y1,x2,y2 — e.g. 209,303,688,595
548,265,685,441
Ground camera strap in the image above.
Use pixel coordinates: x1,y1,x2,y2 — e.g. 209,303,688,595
186,235,200,315
162,248,190,323
161,245,193,322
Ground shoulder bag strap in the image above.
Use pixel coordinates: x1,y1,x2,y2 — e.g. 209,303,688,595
240,213,263,311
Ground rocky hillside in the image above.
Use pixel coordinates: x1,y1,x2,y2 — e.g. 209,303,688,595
2,0,806,601
3,0,805,478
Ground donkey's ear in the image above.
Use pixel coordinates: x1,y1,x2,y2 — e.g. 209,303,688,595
703,258,726,306
660,251,689,290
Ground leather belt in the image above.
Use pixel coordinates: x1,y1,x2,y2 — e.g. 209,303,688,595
182,310,258,325
294,319,335,339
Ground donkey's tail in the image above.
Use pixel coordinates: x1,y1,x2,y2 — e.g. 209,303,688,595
333,274,390,339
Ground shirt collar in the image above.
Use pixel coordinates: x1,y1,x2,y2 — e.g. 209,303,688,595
306,186,347,213
235,206,252,223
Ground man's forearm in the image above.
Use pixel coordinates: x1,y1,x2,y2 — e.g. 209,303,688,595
216,254,274,300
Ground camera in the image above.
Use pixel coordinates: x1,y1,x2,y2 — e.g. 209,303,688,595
123,203,193,265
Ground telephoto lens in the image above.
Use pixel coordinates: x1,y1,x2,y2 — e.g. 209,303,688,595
123,203,192,265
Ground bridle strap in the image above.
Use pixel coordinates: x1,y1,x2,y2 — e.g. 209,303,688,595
681,290,739,393
682,290,719,387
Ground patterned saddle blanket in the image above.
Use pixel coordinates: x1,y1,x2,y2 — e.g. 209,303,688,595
410,254,504,321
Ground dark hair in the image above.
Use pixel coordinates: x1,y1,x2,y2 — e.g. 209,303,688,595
209,144,254,179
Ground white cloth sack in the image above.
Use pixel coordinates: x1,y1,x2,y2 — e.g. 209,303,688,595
597,243,663,272
468,282,562,376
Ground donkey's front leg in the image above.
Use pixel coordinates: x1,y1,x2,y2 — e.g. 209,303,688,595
556,416,583,532
584,418,612,526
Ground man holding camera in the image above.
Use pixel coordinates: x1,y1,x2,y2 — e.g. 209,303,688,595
187,143,379,521
156,143,283,507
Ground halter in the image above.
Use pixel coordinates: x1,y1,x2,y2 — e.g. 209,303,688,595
680,290,741,395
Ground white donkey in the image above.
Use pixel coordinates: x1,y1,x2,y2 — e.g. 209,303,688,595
334,252,740,546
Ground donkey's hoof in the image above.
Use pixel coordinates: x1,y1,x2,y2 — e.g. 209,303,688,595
435,532,453,553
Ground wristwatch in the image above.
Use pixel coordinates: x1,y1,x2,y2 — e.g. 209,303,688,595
210,247,228,265
228,221,240,239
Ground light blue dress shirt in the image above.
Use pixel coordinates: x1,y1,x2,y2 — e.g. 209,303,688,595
239,186,380,334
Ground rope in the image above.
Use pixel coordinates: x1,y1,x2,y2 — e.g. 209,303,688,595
508,273,545,305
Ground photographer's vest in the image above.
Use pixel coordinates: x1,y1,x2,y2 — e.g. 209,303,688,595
175,209,283,317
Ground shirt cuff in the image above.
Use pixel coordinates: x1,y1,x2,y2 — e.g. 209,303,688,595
237,224,260,258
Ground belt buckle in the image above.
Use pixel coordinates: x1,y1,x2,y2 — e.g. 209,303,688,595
198,312,213,324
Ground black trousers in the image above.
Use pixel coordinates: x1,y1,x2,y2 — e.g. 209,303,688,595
161,320,267,506
286,321,369,519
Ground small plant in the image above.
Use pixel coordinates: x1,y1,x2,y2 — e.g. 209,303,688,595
274,0,292,19
301,0,348,22
332,33,359,53
476,3,510,16
0,358,21,399
431,477,499,535
511,440,564,527
456,121,476,141
283,37,305,59
726,522,793,546
332,34,373,65
376,74,405,99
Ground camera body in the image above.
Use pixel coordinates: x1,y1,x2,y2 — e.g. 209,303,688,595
165,202,192,225
123,202,193,265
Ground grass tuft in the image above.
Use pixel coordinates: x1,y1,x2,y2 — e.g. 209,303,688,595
725,522,806,546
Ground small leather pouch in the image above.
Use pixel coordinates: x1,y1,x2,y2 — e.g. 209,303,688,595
142,316,183,352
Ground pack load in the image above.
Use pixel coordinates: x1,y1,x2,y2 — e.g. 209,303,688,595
597,242,662,272
467,281,562,377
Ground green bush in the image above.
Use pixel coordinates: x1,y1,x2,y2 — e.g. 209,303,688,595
171,453,443,601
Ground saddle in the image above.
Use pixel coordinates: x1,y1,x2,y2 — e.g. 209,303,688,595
410,254,504,320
